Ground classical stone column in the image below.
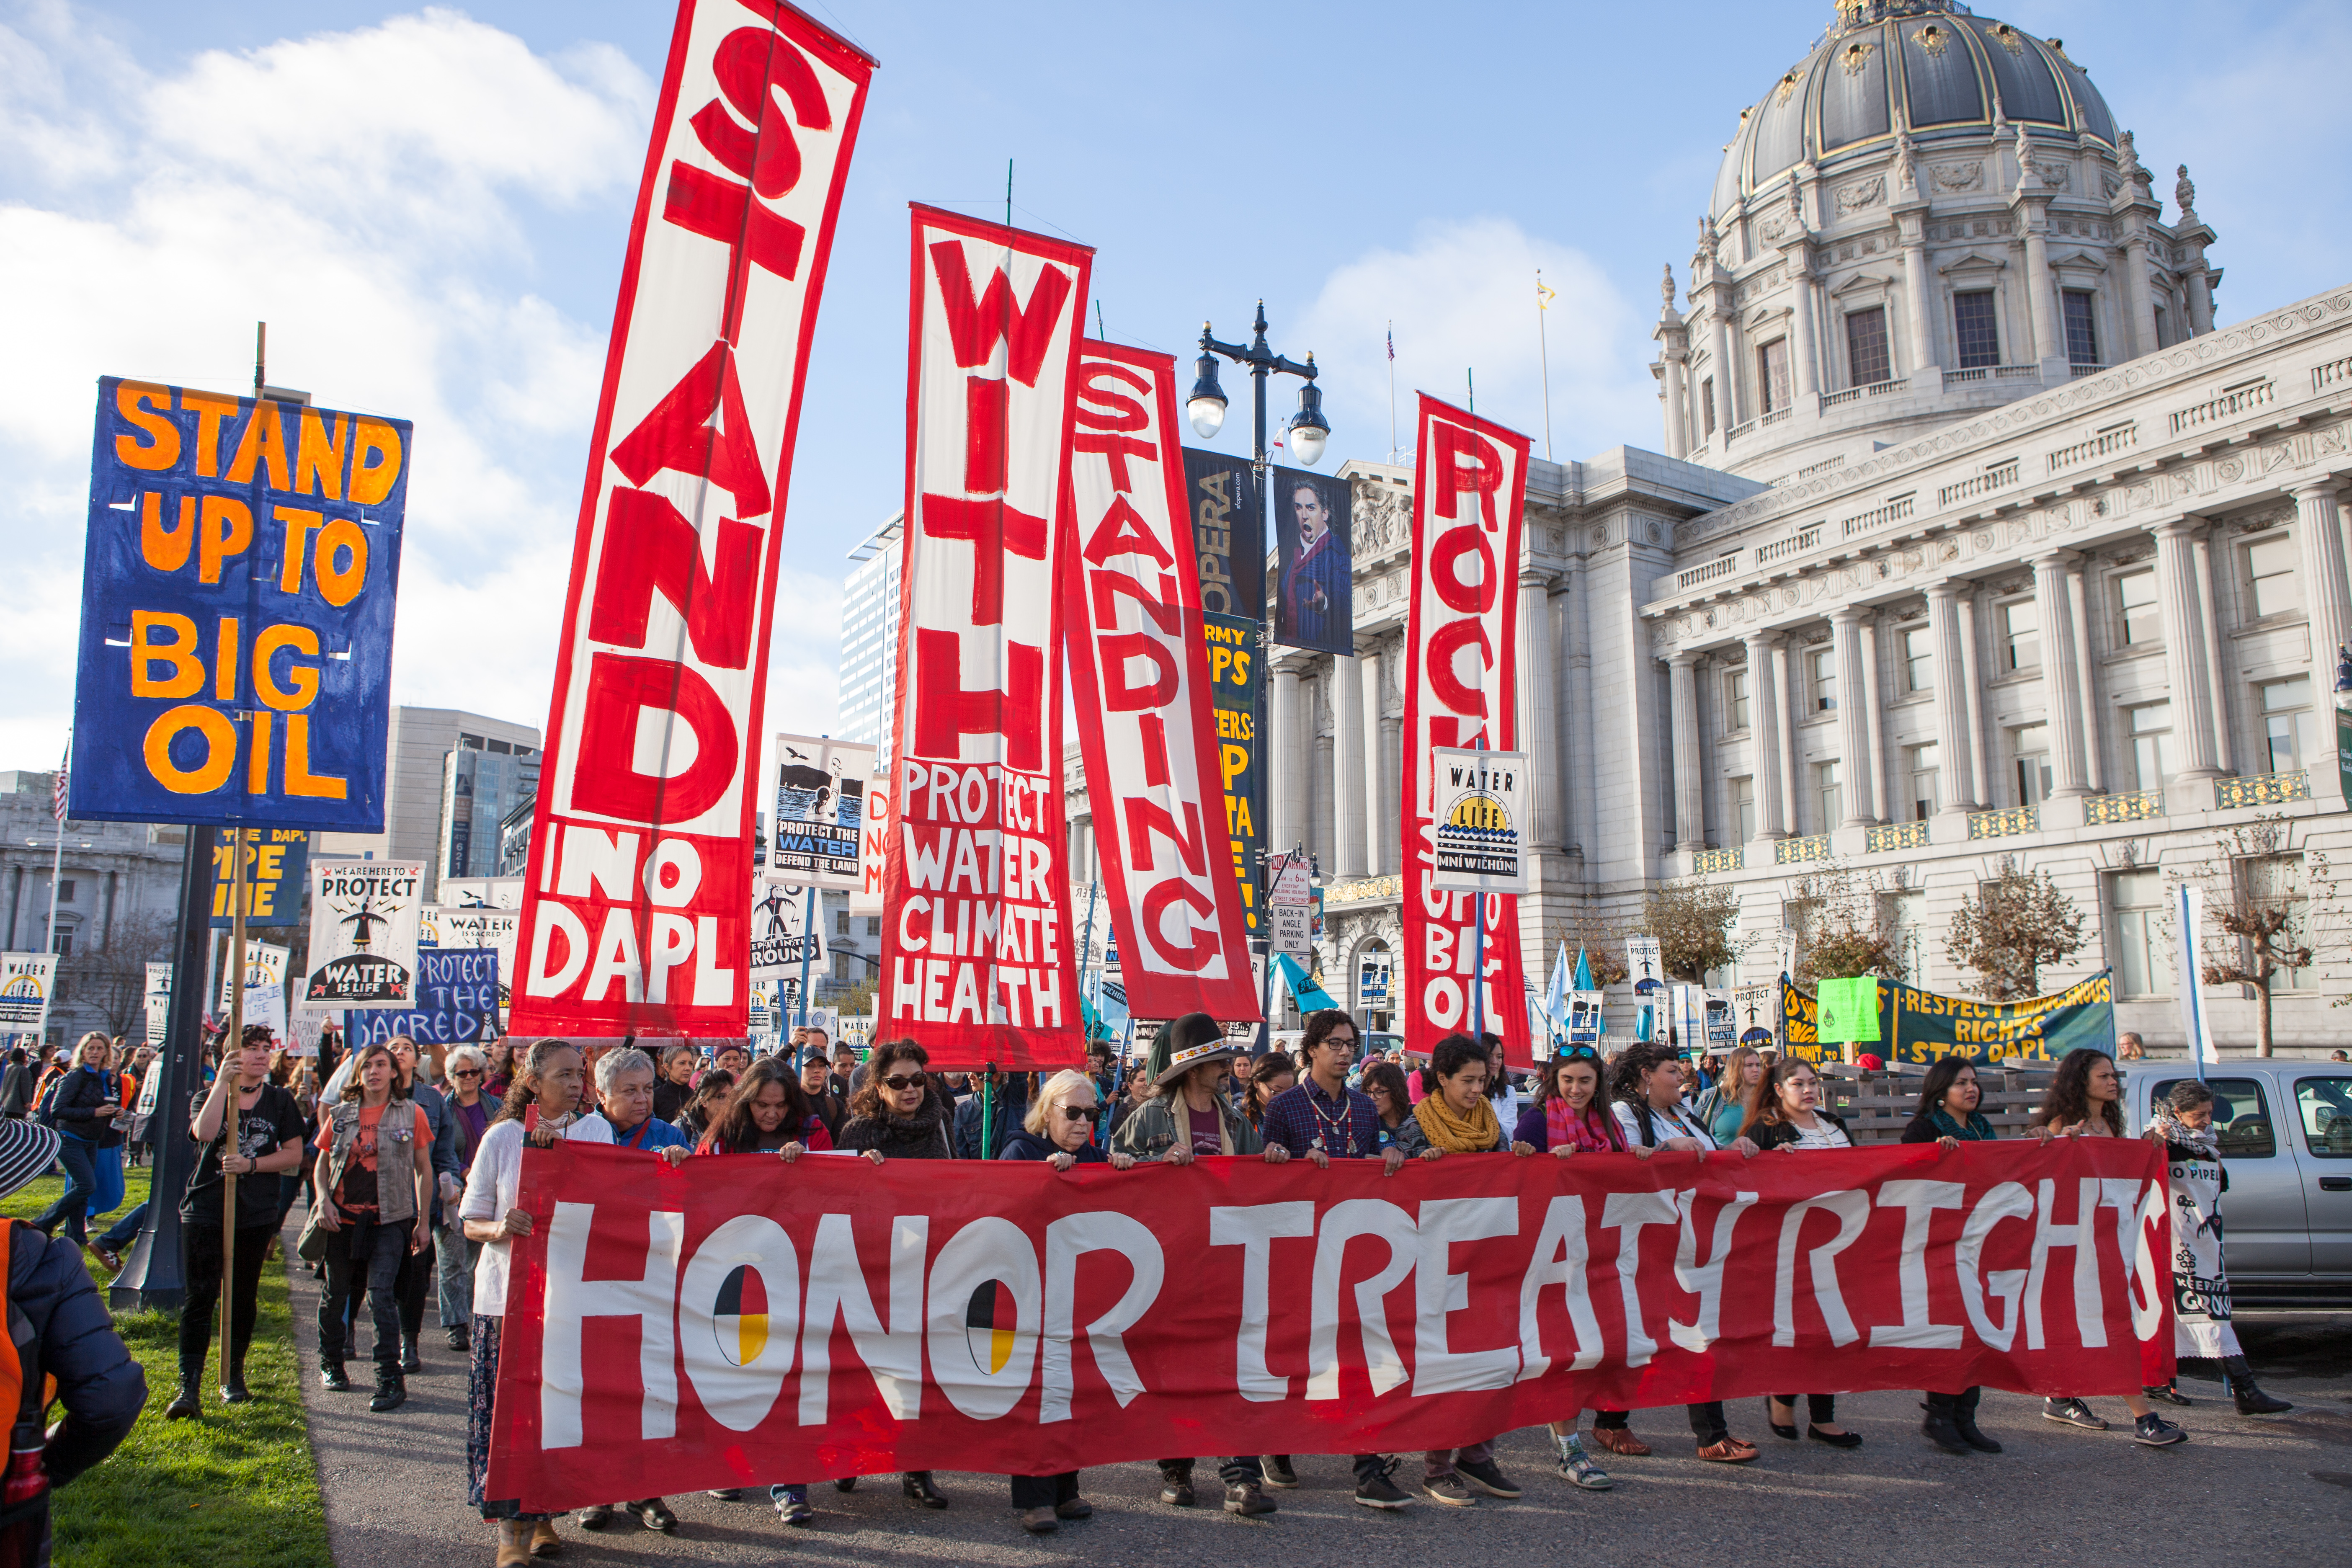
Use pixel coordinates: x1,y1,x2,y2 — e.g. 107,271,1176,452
1378,712,1404,872
1669,651,1704,849
2015,194,2065,375
2151,518,2224,780
2065,560,2104,792
1898,230,1938,380
1926,580,1975,814
2185,259,2216,335
2030,551,2090,797
1357,643,1387,874
2117,228,2159,361
1312,709,1336,871
1745,630,1786,838
2193,529,2233,775
1829,607,1875,824
1660,354,1690,459
1563,562,1597,858
1710,309,1737,436
1859,616,1889,823
2293,482,2352,778
1517,569,1561,850
1270,660,1306,857
1787,250,1819,400
1957,593,1991,806
1334,649,1366,877
1773,637,1801,830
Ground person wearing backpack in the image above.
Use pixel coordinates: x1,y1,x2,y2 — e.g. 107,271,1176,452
31,1037,128,1248
0,1116,146,1564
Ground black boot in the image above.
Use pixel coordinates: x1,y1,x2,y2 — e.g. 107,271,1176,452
900,1471,947,1509
369,1367,406,1413
1953,1387,2002,1453
221,1354,251,1403
2221,1355,2293,1415
1158,1460,1196,1507
320,1359,351,1392
1920,1392,1968,1454
165,1364,203,1421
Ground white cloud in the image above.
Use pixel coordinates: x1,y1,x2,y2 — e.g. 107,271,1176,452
0,5,699,769
1293,217,1657,468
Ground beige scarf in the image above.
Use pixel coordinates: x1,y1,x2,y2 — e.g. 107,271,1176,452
1412,1090,1501,1153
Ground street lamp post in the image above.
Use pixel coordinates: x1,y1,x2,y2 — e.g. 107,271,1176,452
1186,302,1331,1050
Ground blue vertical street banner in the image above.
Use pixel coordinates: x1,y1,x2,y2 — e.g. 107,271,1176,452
1202,610,1261,946
70,379,409,829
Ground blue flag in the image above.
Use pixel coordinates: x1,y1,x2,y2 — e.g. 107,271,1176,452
1573,946,1594,992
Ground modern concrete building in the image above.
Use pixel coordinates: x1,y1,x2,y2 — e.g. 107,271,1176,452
315,707,540,902
1068,0,2352,1052
837,514,904,763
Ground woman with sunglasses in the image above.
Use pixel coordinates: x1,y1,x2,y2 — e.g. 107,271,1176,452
1510,1044,1622,1488
835,1040,953,1509
995,1070,1135,1533
1740,1057,1862,1449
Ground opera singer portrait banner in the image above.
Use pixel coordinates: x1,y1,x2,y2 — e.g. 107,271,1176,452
1271,464,1351,654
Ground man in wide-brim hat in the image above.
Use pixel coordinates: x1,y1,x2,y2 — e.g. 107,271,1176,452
1108,1012,1287,1517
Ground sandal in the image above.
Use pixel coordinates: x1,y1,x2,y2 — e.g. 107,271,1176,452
1696,1438,1759,1463
1588,1427,1651,1457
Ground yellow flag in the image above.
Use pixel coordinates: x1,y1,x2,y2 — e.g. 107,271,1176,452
1535,275,1556,309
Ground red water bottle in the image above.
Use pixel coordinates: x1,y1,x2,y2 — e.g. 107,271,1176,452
0,1429,44,1506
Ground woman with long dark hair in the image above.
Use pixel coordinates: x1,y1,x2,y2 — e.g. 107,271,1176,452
672,1069,736,1144
699,1056,833,1157
1742,1058,1860,1448
311,1040,435,1413
2031,1049,2187,1447
1359,1061,1413,1154
460,1040,614,1564
1903,1057,2000,1452
834,1040,952,1508
1510,1044,1622,1490
1589,1041,1759,1464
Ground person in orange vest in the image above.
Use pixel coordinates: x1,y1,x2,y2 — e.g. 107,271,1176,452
0,1117,145,1562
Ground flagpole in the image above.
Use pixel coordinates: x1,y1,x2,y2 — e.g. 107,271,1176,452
1386,321,1397,464
1466,369,1487,1044
1535,271,1554,464
42,738,68,1051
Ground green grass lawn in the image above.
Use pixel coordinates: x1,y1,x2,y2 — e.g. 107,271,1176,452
0,1164,331,1568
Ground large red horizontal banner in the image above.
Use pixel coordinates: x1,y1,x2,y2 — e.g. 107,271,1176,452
485,1139,2169,1508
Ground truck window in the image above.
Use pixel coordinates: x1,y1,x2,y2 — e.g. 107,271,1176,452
2293,1077,2352,1159
2151,1078,2276,1158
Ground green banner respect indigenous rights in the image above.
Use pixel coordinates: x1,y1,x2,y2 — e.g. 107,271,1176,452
1778,971,2118,1063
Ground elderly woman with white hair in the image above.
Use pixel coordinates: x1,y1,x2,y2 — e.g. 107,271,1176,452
994,1068,1135,1534
436,1044,498,1352
577,1046,694,1159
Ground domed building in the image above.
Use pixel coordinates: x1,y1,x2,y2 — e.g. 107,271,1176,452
1052,0,2352,1056
1657,0,2220,485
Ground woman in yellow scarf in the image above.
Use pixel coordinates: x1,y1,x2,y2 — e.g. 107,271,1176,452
1385,1033,1536,1505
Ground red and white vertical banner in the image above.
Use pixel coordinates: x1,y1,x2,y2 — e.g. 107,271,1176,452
1403,394,1532,1062
879,208,1093,1070
1060,342,1259,1024
509,2,874,1038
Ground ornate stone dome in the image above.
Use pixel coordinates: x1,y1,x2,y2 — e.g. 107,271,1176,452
1711,1,2118,223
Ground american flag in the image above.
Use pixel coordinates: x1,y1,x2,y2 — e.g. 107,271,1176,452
52,740,67,824
1387,327,1394,361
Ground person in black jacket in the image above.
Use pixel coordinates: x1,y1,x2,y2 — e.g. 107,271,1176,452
999,1070,1135,1534
31,1036,127,1247
1901,1057,2004,1455
0,1049,31,1120
952,1068,1027,1160
1743,1057,1861,1449
0,1117,145,1563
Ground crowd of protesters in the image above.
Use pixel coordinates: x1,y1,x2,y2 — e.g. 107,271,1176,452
4,989,2303,1558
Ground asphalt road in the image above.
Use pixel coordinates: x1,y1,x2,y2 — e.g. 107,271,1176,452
286,1235,2352,1568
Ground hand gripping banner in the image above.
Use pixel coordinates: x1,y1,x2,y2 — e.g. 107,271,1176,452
1403,395,1532,1060
484,1138,2171,1509
1060,341,1259,1023
511,0,875,1038
879,209,1093,1068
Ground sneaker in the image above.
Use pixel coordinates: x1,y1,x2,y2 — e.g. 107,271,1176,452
1555,1435,1613,1491
2132,1413,2188,1447
773,1486,814,1526
1224,1481,1276,1516
575,1504,614,1531
705,1488,743,1502
1352,1467,1413,1510
626,1498,677,1533
2042,1398,2108,1431
1421,1475,1478,1507
1261,1455,1299,1489
1455,1457,1520,1499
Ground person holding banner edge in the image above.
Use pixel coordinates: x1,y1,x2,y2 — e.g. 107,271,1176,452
1259,1008,1415,1509
1109,1011,1284,1517
1741,1058,1862,1449
1903,1057,2005,1454
1511,1044,1623,1489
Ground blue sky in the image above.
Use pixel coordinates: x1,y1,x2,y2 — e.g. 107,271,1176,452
4,0,2347,764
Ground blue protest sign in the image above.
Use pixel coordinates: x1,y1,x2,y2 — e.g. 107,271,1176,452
344,948,498,1050
70,378,410,830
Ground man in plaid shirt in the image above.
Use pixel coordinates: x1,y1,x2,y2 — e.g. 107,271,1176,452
1255,1009,1411,1509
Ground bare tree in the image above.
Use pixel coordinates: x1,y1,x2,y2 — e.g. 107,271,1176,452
1789,858,1911,986
1546,907,1630,988
2190,816,2339,1059
1945,861,2085,1001
1641,879,1748,983
61,911,178,1040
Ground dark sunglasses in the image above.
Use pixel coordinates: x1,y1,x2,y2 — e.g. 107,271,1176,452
451,1069,484,1078
1061,1104,1103,1122
881,1072,927,1091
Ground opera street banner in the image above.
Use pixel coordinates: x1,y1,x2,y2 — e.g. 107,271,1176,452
1402,394,1531,1060
301,859,423,1010
485,1137,2170,1510
1180,450,1260,620
513,0,876,1039
1271,464,1353,654
878,207,1092,1069
71,379,409,831
1780,972,2118,1064
1060,340,1257,1022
